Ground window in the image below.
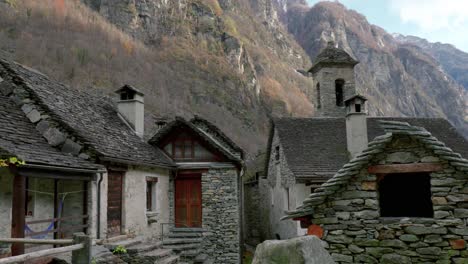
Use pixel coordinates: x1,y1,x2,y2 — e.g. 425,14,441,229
162,133,216,161
335,79,345,106
379,173,433,217
25,177,35,217
284,187,290,210
146,177,158,212
275,146,280,161
316,83,321,109
120,91,135,100
355,104,361,113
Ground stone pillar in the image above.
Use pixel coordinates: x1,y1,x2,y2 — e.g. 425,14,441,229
72,232,91,264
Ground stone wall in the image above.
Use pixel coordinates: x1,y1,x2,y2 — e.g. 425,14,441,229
312,66,356,117
243,180,271,246
201,168,240,264
0,168,13,257
309,135,468,263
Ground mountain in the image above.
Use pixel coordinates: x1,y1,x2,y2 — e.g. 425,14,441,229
0,0,314,158
393,34,468,91
0,0,466,165
285,1,467,134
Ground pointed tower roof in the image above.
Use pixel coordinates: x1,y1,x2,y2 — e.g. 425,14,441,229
308,41,359,73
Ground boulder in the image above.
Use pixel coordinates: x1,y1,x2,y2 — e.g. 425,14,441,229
252,236,336,264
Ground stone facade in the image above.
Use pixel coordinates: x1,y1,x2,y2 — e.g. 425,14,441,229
201,168,240,264
312,66,356,117
308,134,468,263
243,180,271,245
167,167,241,263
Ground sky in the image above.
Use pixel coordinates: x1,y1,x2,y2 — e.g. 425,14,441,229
306,0,468,52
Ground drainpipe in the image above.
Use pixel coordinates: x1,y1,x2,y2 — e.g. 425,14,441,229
97,172,104,239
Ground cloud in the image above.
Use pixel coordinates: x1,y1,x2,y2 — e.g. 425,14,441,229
389,0,468,32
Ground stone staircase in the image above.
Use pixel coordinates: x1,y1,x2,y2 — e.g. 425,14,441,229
93,236,180,264
162,228,213,264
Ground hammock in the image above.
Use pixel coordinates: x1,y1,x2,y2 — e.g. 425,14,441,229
23,190,84,239
24,198,64,239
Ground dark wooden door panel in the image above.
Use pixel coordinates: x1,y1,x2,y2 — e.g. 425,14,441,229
175,174,202,228
107,171,123,237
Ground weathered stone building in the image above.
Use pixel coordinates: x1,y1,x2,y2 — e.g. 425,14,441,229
284,120,468,263
0,57,244,263
249,41,468,263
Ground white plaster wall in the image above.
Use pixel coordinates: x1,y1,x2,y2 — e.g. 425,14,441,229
294,183,311,236
123,166,170,239
0,168,13,239
98,171,108,239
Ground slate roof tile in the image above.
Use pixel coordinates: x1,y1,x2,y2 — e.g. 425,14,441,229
0,94,100,169
0,59,174,168
271,117,468,180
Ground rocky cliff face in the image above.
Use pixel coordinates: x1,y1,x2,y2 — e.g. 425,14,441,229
394,34,468,91
285,1,467,135
0,0,313,158
0,0,466,162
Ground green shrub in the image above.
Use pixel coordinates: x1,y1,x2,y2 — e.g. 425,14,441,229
112,245,127,255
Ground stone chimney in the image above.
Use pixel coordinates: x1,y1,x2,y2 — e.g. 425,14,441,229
345,95,368,158
115,85,145,138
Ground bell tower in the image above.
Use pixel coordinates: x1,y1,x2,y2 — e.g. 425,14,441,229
308,41,359,117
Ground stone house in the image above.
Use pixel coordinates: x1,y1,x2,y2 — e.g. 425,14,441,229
0,58,244,263
0,80,103,258
248,42,468,248
148,116,244,263
284,120,468,263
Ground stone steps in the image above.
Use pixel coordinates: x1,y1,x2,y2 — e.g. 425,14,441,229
157,255,180,264
126,241,163,254
98,237,180,264
167,233,203,238
164,243,200,251
104,237,143,251
163,238,203,245
163,228,206,264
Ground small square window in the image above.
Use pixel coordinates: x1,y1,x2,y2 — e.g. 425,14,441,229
355,104,361,113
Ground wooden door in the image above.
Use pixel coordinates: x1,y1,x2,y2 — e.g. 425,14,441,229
107,171,123,237
175,174,201,228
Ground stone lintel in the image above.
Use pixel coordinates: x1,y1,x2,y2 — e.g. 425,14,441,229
368,163,443,174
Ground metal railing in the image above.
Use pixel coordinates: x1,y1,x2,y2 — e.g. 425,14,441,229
0,233,91,264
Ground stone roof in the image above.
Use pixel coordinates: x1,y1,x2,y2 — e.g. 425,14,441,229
0,93,101,170
115,84,144,96
149,117,243,165
268,117,468,180
0,59,174,168
308,42,359,73
191,116,244,158
283,120,468,219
